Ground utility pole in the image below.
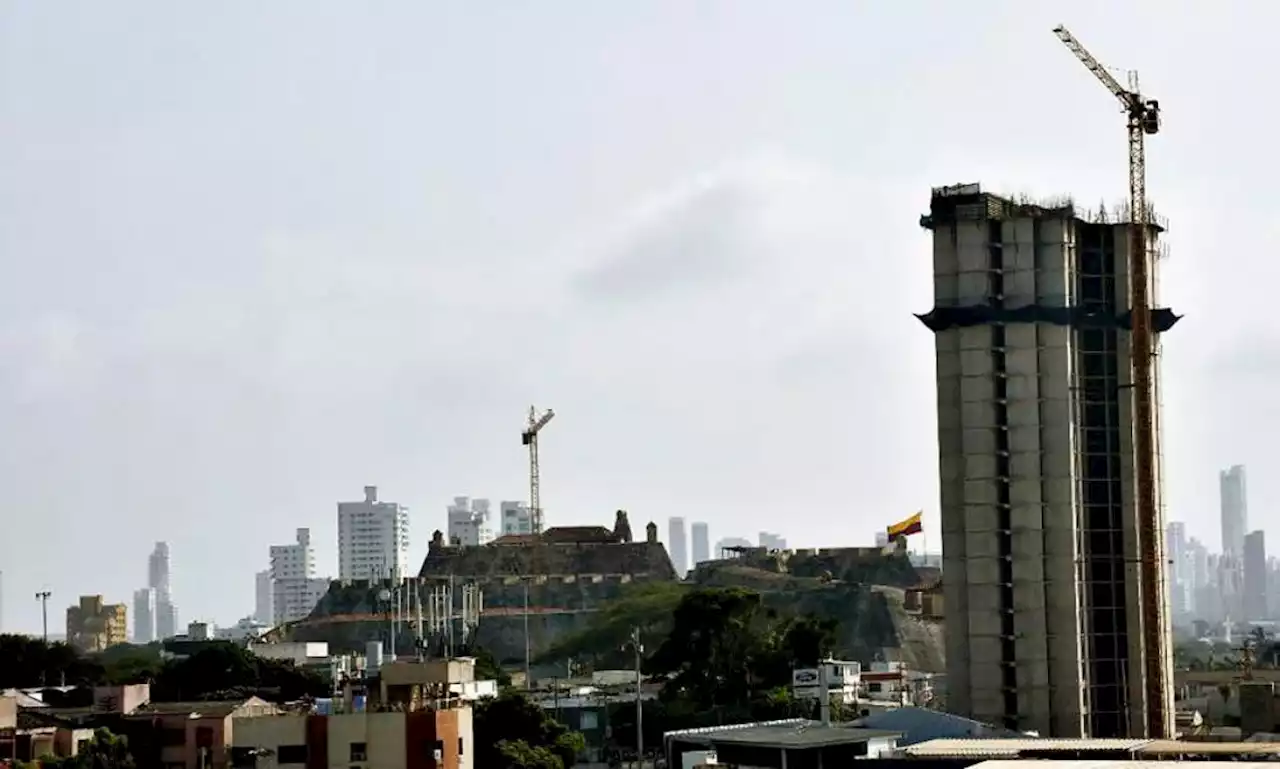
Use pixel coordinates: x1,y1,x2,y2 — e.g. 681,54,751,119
34,591,50,643
631,626,644,766
523,579,531,689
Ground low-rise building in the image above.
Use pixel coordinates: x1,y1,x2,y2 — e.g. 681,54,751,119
792,660,862,705
66,595,128,653
232,657,476,769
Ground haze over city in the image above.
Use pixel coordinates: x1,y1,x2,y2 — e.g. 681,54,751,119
1,1,1273,633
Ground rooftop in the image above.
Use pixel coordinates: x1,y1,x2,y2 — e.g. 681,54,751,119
904,738,1152,758
669,720,899,750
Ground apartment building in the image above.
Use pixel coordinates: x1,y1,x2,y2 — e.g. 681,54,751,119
269,528,329,625
446,497,495,547
66,595,127,653
338,486,411,581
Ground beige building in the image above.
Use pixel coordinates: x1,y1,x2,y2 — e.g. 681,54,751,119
233,658,476,769
65,595,128,653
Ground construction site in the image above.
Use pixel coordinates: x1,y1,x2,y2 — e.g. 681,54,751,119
911,27,1179,739
259,25,1188,742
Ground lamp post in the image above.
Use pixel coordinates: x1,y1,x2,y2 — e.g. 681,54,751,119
631,626,643,766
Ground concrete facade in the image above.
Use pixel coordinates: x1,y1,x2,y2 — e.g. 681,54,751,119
339,486,411,581
232,709,471,769
920,184,1174,738
446,497,494,547
668,517,688,577
270,528,328,625
66,595,127,653
1221,465,1248,557
133,587,156,643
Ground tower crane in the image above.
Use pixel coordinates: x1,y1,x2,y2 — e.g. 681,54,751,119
1052,25,1170,738
521,406,555,535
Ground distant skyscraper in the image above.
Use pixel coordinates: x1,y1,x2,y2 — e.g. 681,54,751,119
270,528,328,625
668,518,689,577
148,542,177,639
759,532,787,551
716,537,753,557
254,569,273,625
1245,530,1268,621
447,497,495,546
500,501,533,536
1221,465,1248,557
132,588,156,643
690,522,710,566
338,486,411,581
1165,522,1189,620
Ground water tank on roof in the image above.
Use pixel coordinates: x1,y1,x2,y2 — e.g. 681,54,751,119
366,641,384,675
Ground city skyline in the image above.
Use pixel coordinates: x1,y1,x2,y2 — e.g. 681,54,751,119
0,2,1264,633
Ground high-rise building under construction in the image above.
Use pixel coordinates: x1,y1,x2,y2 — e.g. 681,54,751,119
918,183,1178,738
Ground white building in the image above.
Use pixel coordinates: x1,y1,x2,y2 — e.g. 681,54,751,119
338,485,411,581
690,522,710,566
792,660,862,705
132,588,156,643
668,517,688,577
447,497,495,547
148,541,178,640
216,617,271,641
270,528,329,625
254,569,273,625
920,183,1174,737
499,501,533,536
759,532,787,551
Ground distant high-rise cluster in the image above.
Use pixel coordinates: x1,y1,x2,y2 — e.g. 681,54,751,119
1167,464,1276,626
447,497,495,546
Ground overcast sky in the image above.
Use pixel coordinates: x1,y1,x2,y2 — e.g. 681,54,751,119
0,1,1272,632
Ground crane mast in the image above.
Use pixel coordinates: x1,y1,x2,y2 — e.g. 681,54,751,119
1053,25,1169,738
522,406,555,535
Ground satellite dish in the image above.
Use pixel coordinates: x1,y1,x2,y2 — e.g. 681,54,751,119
377,589,392,602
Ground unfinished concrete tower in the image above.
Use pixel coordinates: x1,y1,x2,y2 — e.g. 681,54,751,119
918,184,1177,738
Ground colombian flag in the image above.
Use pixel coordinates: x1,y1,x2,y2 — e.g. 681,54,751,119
887,511,923,541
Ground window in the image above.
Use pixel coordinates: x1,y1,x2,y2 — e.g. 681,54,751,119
160,728,186,746
230,748,256,768
277,745,307,765
349,743,367,762
458,737,464,755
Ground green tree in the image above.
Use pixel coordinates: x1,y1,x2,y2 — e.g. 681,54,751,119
495,739,563,769
650,588,774,709
474,692,584,769
41,728,136,769
0,634,104,689
152,643,327,702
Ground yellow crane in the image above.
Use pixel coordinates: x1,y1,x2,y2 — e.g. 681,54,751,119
522,406,555,535
1052,25,1169,738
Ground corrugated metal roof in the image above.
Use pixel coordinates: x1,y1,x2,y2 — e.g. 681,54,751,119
972,762,1278,769
905,738,1152,758
855,707,1021,746
1139,740,1280,755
